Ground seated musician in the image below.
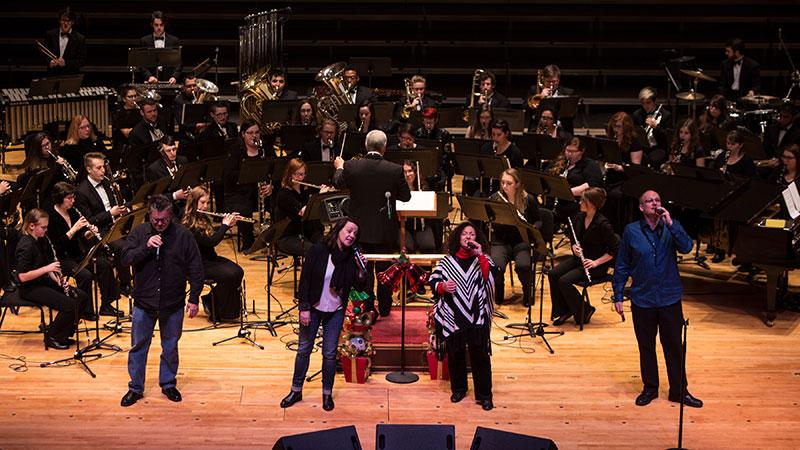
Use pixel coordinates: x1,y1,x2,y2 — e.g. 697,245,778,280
719,38,760,100
525,64,576,132
476,70,510,110
128,99,167,148
112,86,142,151
387,123,417,152
407,75,438,113
698,95,738,151
533,107,571,141
43,7,86,76
401,160,439,254
465,104,493,140
342,67,375,105
222,119,273,252
296,99,317,127
357,100,381,133
139,11,181,84
549,187,618,326
60,114,105,175
16,208,89,350
667,119,708,169
17,132,71,208
546,137,605,224
480,119,524,168
146,136,190,209
181,186,244,322
711,129,757,178
632,87,671,166
295,118,340,162
764,103,800,160
274,158,328,258
488,168,541,306
173,75,209,141
774,144,800,187
604,112,646,232
415,107,452,145
75,152,132,295
48,182,121,318
270,69,298,100
199,101,238,141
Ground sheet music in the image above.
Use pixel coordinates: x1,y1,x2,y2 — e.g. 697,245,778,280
396,191,436,213
782,182,800,220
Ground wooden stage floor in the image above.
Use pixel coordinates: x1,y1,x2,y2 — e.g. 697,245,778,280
1,232,799,450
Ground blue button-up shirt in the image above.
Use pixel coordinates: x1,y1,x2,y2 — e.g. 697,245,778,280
612,218,694,308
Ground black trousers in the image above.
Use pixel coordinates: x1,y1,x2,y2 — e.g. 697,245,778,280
203,257,244,321
490,242,531,304
109,238,131,289
548,256,606,321
63,256,118,311
447,328,492,401
360,242,396,316
631,301,686,396
277,233,319,258
21,284,88,341
224,193,256,251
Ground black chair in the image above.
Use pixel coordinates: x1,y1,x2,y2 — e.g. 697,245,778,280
575,272,614,331
0,293,52,350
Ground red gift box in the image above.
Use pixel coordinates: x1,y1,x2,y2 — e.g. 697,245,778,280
340,355,371,383
426,351,449,380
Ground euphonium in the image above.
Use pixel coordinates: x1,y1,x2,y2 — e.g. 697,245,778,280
240,66,280,133
527,70,545,109
315,61,352,133
193,78,219,103
462,69,486,123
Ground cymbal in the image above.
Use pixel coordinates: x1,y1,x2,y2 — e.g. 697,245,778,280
740,94,781,105
676,91,706,101
669,56,695,64
680,68,717,82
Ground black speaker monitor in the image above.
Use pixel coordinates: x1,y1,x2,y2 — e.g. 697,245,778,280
272,425,362,450
470,426,557,450
375,424,455,450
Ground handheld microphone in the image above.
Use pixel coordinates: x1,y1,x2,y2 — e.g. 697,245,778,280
353,245,367,273
466,241,478,250
385,191,392,220
155,235,162,261
655,206,666,215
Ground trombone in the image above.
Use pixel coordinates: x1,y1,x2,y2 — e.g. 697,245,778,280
462,69,486,122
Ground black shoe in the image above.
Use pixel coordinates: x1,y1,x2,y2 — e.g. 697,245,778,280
668,392,703,408
99,305,124,317
121,390,143,407
552,314,572,326
82,310,98,321
322,394,334,411
280,391,302,408
635,390,658,406
481,399,494,411
45,336,70,350
450,391,466,403
711,252,725,263
582,306,596,325
119,285,132,298
161,387,182,402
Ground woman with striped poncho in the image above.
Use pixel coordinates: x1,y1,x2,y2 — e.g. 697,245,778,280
429,221,499,411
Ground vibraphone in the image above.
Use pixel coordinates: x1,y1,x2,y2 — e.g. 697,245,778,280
1,87,114,142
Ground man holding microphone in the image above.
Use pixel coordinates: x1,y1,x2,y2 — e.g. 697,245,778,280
612,190,703,408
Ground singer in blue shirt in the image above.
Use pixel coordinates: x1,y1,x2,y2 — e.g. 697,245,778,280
612,190,703,409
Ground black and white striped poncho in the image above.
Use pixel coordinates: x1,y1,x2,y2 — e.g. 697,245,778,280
429,254,495,340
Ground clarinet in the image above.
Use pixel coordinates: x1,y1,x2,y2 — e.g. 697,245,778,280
567,217,592,283
45,235,75,298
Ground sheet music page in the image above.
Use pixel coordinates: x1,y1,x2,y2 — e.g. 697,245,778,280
783,183,800,220
396,191,436,213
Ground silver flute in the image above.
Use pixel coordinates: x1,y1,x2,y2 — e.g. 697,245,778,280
567,217,591,283
200,210,256,223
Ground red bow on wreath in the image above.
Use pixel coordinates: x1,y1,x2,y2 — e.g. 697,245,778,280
378,256,429,293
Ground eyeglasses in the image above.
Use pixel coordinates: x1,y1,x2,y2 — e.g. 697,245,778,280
151,217,170,224
79,124,91,130
213,112,228,117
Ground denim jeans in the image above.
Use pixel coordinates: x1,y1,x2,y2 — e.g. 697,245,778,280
291,307,345,394
127,306,184,394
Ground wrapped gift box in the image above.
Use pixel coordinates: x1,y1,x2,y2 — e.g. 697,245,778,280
426,351,449,380
341,355,371,383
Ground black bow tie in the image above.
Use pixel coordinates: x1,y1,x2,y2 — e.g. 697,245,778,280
60,32,70,38
154,36,165,41
734,59,743,66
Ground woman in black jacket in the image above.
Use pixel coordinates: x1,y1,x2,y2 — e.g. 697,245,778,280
280,217,366,412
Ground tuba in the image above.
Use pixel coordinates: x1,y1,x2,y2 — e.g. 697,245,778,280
315,61,352,133
240,66,281,134
527,70,545,109
193,78,219,104
462,69,486,123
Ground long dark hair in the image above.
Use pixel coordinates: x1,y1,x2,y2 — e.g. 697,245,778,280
324,217,361,253
447,221,489,256
22,132,53,171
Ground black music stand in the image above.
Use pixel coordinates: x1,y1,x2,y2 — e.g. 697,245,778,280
261,100,296,125
341,131,367,158
437,107,465,129
197,136,227,159
494,109,525,133
671,164,726,183
281,125,316,154
29,75,83,96
451,138,484,155
124,142,161,180
103,208,148,332
348,56,392,88
536,171,576,204
373,101,395,126
517,168,546,196
201,155,227,183
19,168,56,209
451,154,508,195
384,148,442,185
128,47,182,82
339,104,359,129
305,161,335,186
131,178,170,206
539,96,580,127
169,160,206,191
180,104,207,127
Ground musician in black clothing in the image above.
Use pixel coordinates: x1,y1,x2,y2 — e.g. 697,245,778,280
139,11,181,84
699,94,739,151
632,87,671,166
173,76,208,141
531,107,571,141
129,99,167,148
112,86,142,153
466,104,493,140
525,65,576,133
16,209,88,350
43,7,86,76
342,67,375,105
416,107,452,144
547,137,605,224
407,75,438,112
719,38,760,100
476,70,510,110
764,103,800,159
296,99,317,127
472,119,523,196
604,112,646,232
60,114,105,176
668,119,708,169
294,119,340,162
181,186,244,322
199,102,238,141
274,158,327,258
549,188,618,326
356,100,381,133
488,169,541,306
401,160,439,253
48,182,121,318
774,144,800,187
146,136,190,211
387,123,418,152
711,129,757,178
17,132,69,210
270,69,298,100
223,119,273,252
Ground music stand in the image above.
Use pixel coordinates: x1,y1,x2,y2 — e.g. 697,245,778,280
451,154,508,195
131,177,171,206
451,138,484,155
261,100,296,125
384,148,442,184
180,104,208,126
373,101,396,125
104,207,148,332
539,96,580,125
494,109,525,133
338,104,360,129
201,155,227,183
169,160,206,191
29,75,83,97
197,136,227,159
123,142,161,181
516,168,546,195
19,168,56,209
281,125,316,154
437,107,465,128
128,47,182,81
237,158,274,186
537,171,577,204
341,131,367,158
671,164,727,183
348,56,392,88
305,161,335,186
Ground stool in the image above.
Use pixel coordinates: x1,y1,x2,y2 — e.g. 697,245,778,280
575,273,614,331
203,279,218,325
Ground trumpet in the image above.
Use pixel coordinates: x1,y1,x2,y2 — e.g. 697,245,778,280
47,149,78,182
35,40,58,61
567,217,592,283
200,210,256,223
527,70,545,109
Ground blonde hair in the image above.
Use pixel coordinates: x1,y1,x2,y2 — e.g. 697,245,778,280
638,87,657,102
500,168,528,212
181,186,214,237
410,75,426,85
21,208,49,236
281,158,307,189
65,114,97,145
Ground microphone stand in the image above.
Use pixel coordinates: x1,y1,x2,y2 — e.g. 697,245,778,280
778,28,800,101
668,319,690,450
